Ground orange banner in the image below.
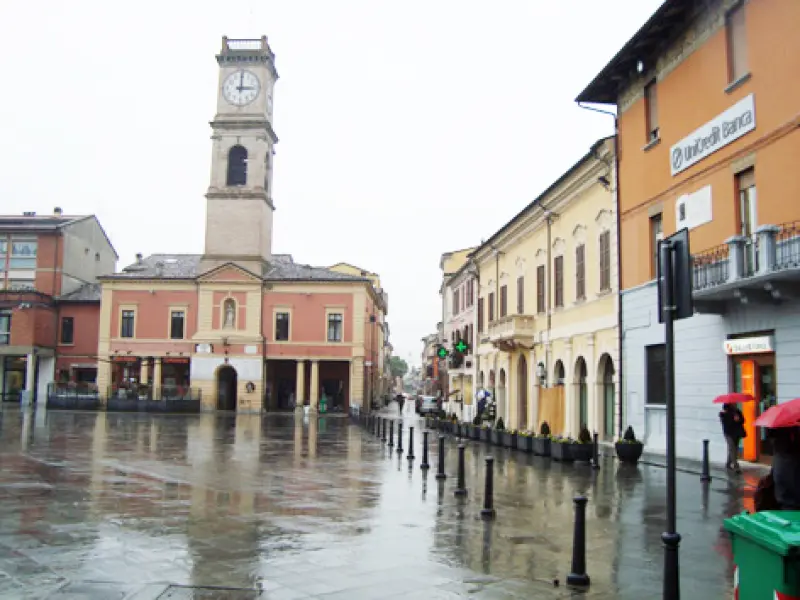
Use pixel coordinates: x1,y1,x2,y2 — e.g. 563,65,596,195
739,360,759,462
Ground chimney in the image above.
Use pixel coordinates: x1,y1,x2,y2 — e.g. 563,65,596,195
135,253,143,263
23,211,36,217
53,207,63,216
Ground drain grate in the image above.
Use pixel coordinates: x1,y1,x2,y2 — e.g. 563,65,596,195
157,585,262,599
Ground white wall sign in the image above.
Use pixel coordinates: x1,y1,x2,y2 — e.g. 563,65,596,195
244,345,258,355
195,343,213,354
723,335,774,355
675,185,713,231
670,94,756,176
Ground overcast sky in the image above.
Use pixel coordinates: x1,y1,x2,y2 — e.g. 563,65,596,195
1,0,662,364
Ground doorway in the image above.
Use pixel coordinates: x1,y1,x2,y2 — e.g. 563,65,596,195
216,365,238,411
517,355,528,430
733,353,776,463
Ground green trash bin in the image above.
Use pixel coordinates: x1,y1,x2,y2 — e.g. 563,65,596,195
319,396,327,414
723,510,800,599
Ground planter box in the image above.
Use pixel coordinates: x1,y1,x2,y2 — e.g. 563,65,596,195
518,435,534,453
572,443,594,463
502,432,517,449
551,442,573,462
615,441,644,464
533,436,551,457
481,428,491,442
491,429,504,446
106,397,141,412
471,426,481,440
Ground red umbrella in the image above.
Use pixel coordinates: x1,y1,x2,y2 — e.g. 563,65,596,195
713,392,755,404
754,399,800,429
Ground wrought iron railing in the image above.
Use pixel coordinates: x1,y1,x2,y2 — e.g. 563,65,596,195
776,220,800,270
692,243,729,290
107,386,202,402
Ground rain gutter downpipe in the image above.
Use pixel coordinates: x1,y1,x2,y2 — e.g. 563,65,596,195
577,101,624,436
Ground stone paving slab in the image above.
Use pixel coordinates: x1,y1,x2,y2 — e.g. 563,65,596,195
0,409,749,598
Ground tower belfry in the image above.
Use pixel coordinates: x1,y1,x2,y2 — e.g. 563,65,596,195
200,36,279,276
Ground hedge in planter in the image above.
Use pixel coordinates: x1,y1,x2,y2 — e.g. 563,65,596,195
480,425,492,442
615,426,644,464
551,437,574,462
502,429,518,449
571,426,594,463
533,421,552,456
517,431,534,453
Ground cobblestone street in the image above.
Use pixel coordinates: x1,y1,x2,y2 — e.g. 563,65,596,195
0,409,750,598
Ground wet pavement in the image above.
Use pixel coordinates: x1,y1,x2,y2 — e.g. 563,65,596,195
0,407,753,599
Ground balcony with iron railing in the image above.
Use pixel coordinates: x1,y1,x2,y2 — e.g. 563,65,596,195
692,221,800,311
487,314,537,349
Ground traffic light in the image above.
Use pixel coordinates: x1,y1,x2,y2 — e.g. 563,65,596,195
437,346,449,359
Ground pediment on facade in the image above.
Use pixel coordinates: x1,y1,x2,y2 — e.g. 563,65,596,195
514,256,526,273
534,248,547,260
197,262,261,283
552,237,566,254
595,209,614,231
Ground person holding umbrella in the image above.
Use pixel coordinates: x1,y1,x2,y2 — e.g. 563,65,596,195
754,399,800,511
715,393,752,473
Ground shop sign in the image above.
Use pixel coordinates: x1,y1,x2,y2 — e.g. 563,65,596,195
670,94,756,176
723,335,774,355
113,356,139,363
163,357,189,364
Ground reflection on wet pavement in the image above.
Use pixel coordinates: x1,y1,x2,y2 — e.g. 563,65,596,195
0,409,744,598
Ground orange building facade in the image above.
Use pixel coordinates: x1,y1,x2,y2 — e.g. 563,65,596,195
0,212,117,404
96,37,388,413
578,0,800,463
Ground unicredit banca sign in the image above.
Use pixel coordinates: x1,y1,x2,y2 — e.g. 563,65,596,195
670,94,756,176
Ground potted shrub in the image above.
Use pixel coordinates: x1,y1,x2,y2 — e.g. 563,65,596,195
551,436,574,462
572,426,594,463
615,426,644,464
533,422,551,456
481,423,492,442
502,428,518,450
472,417,482,440
517,430,534,453
491,418,505,446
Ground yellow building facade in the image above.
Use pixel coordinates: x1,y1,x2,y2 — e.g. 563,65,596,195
473,137,620,438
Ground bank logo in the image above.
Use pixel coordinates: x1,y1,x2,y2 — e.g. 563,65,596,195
672,148,683,171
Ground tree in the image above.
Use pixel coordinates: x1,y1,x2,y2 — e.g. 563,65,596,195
389,356,409,378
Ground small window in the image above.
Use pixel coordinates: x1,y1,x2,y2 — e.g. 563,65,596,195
599,232,612,292
452,289,459,316
327,313,343,342
726,3,748,83
575,245,586,301
644,79,659,142
477,298,484,332
499,285,508,318
226,145,248,186
120,310,135,338
170,311,185,340
516,276,524,314
275,312,290,341
9,239,37,269
650,213,663,279
0,310,10,345
536,265,546,314
61,317,74,344
646,344,667,405
554,256,564,308
488,292,495,323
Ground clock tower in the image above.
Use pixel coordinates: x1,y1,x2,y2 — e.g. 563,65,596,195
200,36,279,276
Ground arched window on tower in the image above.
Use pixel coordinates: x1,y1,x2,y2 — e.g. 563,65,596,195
227,145,248,186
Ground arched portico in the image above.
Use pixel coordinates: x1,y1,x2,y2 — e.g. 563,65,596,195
574,357,588,430
517,355,528,430
597,353,616,439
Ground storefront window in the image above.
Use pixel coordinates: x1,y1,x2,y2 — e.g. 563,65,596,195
2,356,26,402
0,311,10,344
161,359,191,399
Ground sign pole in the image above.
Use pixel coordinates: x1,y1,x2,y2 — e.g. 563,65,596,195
661,240,681,600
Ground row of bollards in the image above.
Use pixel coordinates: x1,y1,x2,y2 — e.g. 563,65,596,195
356,416,591,588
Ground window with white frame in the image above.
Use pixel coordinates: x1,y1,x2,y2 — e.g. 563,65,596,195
9,239,37,269
327,313,343,342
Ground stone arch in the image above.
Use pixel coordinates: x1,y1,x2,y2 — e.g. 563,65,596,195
597,353,616,439
226,145,248,186
574,356,588,430
553,359,565,386
517,354,528,430
216,364,238,411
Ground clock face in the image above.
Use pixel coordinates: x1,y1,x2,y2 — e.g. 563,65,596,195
222,70,261,106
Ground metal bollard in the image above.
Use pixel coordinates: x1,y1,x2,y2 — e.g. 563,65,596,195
436,435,447,480
407,427,415,461
420,431,430,470
396,422,404,454
381,418,387,443
454,444,467,497
592,432,601,470
700,439,712,482
388,420,394,448
566,496,591,586
480,456,495,520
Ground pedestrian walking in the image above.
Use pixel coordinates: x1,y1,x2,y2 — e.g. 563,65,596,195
719,403,746,473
